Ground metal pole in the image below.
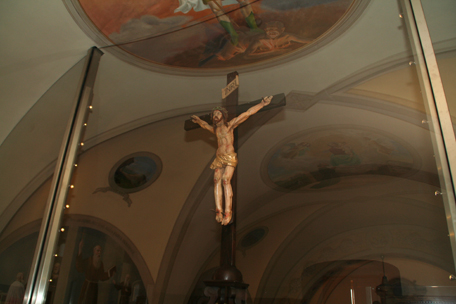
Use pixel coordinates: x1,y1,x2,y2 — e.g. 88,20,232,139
23,47,103,304
400,0,456,270
408,0,456,187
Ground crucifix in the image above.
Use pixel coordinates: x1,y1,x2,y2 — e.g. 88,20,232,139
185,71,285,303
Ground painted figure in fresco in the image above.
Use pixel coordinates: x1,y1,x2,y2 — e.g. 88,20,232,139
214,21,311,61
113,274,132,304
280,142,311,159
5,272,25,304
214,32,250,61
175,0,261,45
76,240,116,304
245,21,312,56
327,142,361,167
191,96,272,225
116,158,148,189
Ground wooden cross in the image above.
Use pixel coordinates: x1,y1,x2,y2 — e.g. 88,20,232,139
185,71,285,303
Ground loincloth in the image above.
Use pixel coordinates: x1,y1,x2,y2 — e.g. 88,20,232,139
210,153,238,169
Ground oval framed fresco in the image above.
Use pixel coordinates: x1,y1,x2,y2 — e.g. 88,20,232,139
108,152,163,193
240,227,268,250
261,125,423,192
65,0,369,74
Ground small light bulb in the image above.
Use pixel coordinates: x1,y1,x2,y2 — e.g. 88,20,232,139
70,185,74,189
89,105,93,110
80,142,84,146
74,164,78,167
60,228,65,232
399,14,403,18
54,254,58,257
49,279,53,282
84,123,87,127
65,204,70,209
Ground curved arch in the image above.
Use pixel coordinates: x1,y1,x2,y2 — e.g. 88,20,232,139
64,214,154,290
299,260,401,304
0,215,154,302
0,219,42,255
255,194,453,303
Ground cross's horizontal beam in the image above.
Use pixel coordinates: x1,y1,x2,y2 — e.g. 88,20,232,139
184,93,286,131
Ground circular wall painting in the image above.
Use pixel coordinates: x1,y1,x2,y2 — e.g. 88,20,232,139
109,152,162,193
67,0,363,73
261,126,421,192
240,227,268,249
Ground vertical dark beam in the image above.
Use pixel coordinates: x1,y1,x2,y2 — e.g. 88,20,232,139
221,71,239,267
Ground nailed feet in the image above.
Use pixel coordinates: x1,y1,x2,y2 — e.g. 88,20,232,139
221,211,232,226
215,209,223,223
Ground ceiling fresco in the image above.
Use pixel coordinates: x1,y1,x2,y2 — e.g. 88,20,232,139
74,0,355,71
261,126,423,192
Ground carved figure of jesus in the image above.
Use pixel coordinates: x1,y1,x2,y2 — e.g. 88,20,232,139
191,96,272,225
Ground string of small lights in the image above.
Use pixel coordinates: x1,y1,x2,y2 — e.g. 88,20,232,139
53,89,96,282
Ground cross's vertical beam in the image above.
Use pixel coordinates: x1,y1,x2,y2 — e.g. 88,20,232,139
210,71,244,284
221,71,239,268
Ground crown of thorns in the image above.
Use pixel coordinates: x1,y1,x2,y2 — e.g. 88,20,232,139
211,106,228,118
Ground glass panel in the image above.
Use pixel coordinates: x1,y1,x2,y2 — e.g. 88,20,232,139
421,0,456,134
8,1,456,304
0,58,86,303
47,226,147,304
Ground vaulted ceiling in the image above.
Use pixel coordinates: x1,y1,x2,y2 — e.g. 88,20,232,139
1,0,456,303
